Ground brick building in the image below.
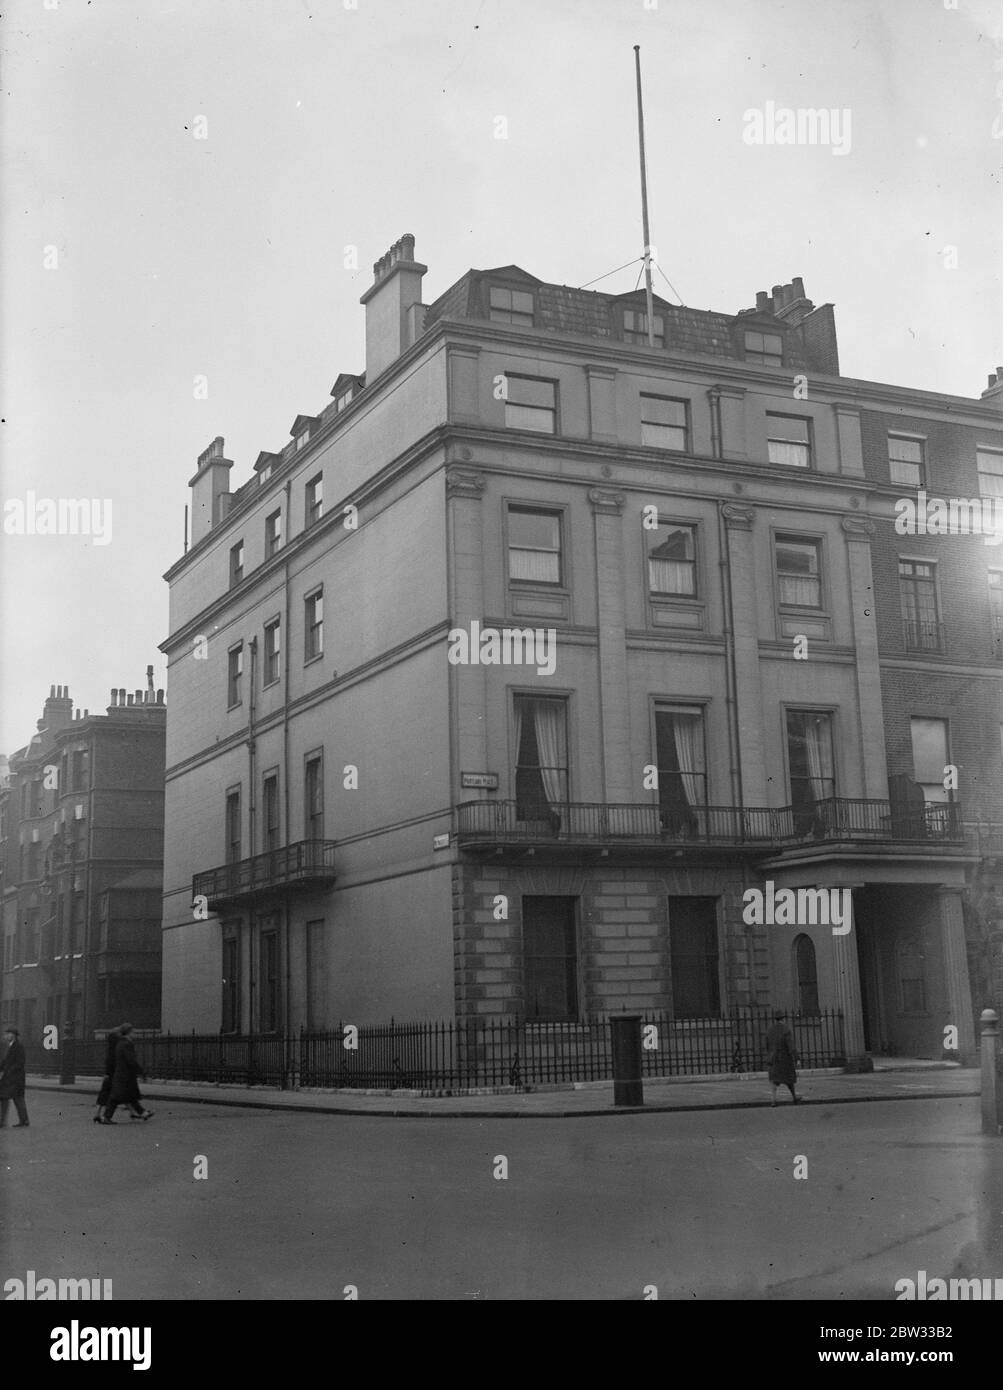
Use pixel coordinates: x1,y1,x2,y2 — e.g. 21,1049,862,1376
159,235,1003,1064
0,677,166,1041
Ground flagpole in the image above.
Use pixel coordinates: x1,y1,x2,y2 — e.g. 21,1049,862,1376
633,45,656,347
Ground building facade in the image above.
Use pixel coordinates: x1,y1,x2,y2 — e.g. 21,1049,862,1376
160,235,1003,1063
0,678,166,1040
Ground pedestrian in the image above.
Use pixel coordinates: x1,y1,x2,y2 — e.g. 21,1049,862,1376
97,1024,153,1124
93,1026,121,1121
766,1009,801,1106
0,1025,30,1128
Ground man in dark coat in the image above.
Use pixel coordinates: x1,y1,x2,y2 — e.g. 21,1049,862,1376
0,1025,29,1127
766,1009,801,1106
93,1026,121,1120
98,1024,153,1124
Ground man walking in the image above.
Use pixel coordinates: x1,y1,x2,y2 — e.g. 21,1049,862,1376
97,1024,153,1124
0,1025,29,1128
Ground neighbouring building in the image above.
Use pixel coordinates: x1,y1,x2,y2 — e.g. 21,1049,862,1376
0,676,166,1042
159,233,1003,1064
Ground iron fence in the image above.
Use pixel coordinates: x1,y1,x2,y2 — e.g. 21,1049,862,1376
25,1008,845,1091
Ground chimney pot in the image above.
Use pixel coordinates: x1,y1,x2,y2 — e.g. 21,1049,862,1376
49,685,55,698
792,276,805,299
119,688,126,703
110,689,117,705
997,365,1003,376
771,285,783,303
991,375,998,389
127,694,134,706
157,689,165,703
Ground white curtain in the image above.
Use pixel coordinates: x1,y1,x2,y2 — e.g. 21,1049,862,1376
533,701,565,808
511,549,559,583
779,574,819,606
672,714,704,808
804,717,833,802
649,557,693,594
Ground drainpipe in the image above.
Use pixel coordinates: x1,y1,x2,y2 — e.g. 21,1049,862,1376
283,480,293,1047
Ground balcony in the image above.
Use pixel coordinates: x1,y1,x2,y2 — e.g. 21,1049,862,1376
192,840,337,910
902,617,945,654
455,798,963,853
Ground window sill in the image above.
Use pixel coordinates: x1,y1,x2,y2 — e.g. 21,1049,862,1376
303,653,325,668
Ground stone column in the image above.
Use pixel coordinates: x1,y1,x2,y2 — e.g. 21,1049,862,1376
936,887,977,1064
841,516,888,800
447,467,488,780
585,366,617,443
721,503,767,805
832,890,869,1069
590,488,630,802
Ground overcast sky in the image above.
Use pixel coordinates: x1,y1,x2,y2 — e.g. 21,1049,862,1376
1,0,1001,755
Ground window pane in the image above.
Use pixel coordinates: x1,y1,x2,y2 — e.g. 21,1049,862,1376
768,440,809,467
890,458,922,486
508,376,554,408
510,510,559,551
978,450,1003,495
641,396,686,427
910,717,948,785
776,538,821,606
767,413,809,442
889,436,922,463
668,897,720,1018
649,524,696,595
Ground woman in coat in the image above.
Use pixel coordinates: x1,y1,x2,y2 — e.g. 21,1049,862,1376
97,1024,153,1124
766,1009,801,1106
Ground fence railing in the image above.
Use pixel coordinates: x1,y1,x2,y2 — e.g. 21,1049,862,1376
455,798,963,847
24,1008,846,1091
192,839,337,909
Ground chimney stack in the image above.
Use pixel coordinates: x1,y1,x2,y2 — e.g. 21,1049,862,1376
41,684,74,734
360,233,427,382
188,436,234,547
982,367,1003,402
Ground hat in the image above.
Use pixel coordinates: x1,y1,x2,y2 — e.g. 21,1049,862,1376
119,1022,134,1035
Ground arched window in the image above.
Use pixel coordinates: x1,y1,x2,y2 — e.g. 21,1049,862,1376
794,934,819,1016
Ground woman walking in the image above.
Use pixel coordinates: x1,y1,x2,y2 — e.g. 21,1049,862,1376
97,1024,153,1124
766,1009,801,1106
93,1026,121,1121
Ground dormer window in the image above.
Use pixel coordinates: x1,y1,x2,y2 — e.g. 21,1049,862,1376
259,464,273,483
744,330,783,367
335,388,354,412
623,308,664,347
290,416,318,451
489,286,534,327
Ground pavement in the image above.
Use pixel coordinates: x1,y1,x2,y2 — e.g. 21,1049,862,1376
3,1086,999,1299
25,1060,979,1119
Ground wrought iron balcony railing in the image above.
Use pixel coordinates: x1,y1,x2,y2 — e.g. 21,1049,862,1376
902,617,945,653
192,839,337,909
455,798,963,850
